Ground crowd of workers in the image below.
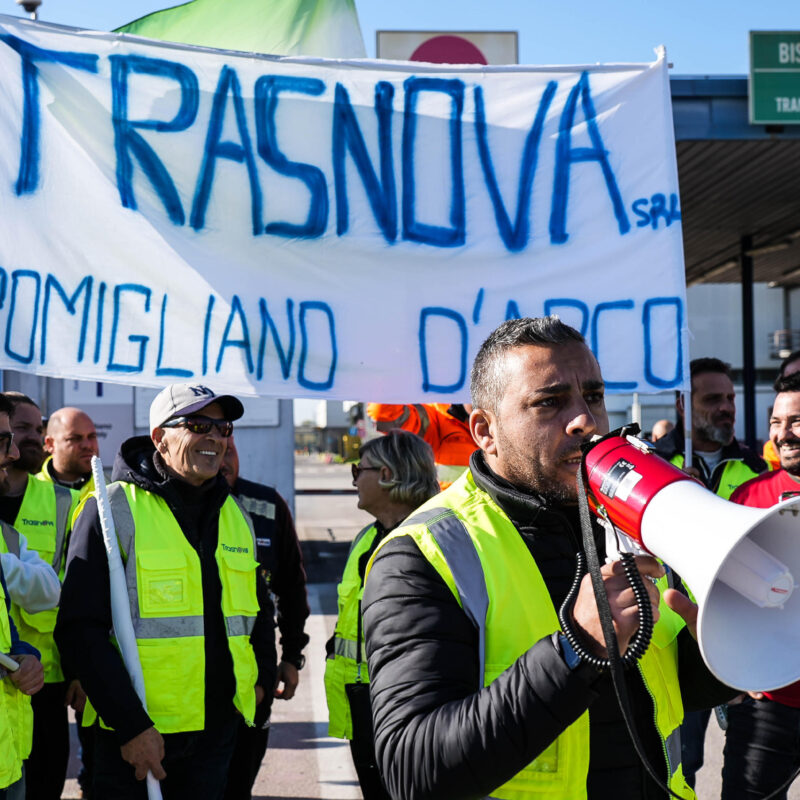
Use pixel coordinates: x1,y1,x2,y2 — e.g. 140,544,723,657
0,386,309,800
2,317,800,800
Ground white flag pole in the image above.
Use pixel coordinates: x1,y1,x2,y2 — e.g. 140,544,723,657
91,456,162,800
681,325,693,469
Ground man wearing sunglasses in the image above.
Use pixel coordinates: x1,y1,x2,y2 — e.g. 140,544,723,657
56,384,275,800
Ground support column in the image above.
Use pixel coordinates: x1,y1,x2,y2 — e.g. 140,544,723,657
741,235,756,450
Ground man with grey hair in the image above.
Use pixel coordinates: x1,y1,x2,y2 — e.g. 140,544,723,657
56,384,274,799
363,317,733,800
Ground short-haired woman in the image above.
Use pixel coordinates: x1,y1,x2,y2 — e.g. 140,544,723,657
324,429,438,799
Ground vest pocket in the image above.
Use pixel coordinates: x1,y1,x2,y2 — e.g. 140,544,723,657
219,550,259,615
138,640,200,732
136,549,192,616
18,527,55,563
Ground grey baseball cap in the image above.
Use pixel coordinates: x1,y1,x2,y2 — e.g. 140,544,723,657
149,384,244,432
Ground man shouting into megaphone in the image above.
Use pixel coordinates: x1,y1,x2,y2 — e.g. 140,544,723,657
362,317,736,800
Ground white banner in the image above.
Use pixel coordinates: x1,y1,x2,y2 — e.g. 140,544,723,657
0,17,687,400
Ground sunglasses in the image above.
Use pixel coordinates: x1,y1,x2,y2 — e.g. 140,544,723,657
352,463,380,480
0,432,13,456
161,416,233,437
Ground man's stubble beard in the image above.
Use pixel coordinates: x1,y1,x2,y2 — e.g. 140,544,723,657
495,424,579,506
778,441,800,477
15,446,44,474
695,418,734,448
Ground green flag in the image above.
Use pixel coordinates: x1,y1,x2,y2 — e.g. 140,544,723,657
116,0,366,58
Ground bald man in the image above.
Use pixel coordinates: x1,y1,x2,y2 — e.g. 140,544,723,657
650,419,674,443
38,407,99,501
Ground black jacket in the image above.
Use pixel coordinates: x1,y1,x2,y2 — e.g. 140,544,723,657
362,452,735,800
232,477,309,669
654,425,766,492
54,436,276,744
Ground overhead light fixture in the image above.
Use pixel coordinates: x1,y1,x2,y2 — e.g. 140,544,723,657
691,260,737,285
781,265,800,282
745,241,792,257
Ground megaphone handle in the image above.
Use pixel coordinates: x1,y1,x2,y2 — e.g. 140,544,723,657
558,551,653,670
573,461,687,800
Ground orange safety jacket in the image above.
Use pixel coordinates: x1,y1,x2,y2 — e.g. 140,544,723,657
367,403,477,488
763,439,780,471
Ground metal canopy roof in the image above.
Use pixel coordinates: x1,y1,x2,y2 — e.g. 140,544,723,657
671,76,800,286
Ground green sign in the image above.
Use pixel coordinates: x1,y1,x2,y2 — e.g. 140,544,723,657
750,31,800,124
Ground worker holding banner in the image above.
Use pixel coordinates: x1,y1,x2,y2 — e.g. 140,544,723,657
55,384,275,799
362,317,736,800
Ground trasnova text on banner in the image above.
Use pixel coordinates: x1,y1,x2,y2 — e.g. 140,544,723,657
0,16,686,401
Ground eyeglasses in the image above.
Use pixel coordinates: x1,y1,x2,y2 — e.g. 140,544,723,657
352,463,380,480
161,416,233,437
0,432,13,456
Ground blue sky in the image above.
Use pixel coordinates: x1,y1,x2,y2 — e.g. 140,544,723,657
4,0,799,74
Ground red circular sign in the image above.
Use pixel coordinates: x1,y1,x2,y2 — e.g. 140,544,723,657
410,35,488,65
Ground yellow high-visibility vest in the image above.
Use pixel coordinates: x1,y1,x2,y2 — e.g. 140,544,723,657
83,482,259,733
368,470,695,800
0,575,33,789
324,523,381,739
1,476,77,683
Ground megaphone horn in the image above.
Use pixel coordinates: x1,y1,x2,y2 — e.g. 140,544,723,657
584,434,800,692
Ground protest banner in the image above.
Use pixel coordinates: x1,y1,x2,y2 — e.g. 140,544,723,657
0,16,686,400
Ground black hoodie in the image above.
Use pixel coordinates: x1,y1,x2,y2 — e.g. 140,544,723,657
54,436,276,745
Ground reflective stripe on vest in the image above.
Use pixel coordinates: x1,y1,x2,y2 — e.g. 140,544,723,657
82,483,259,733
369,470,695,800
666,727,682,780
0,525,19,558
51,484,73,574
238,496,276,521
333,636,358,661
403,506,489,682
